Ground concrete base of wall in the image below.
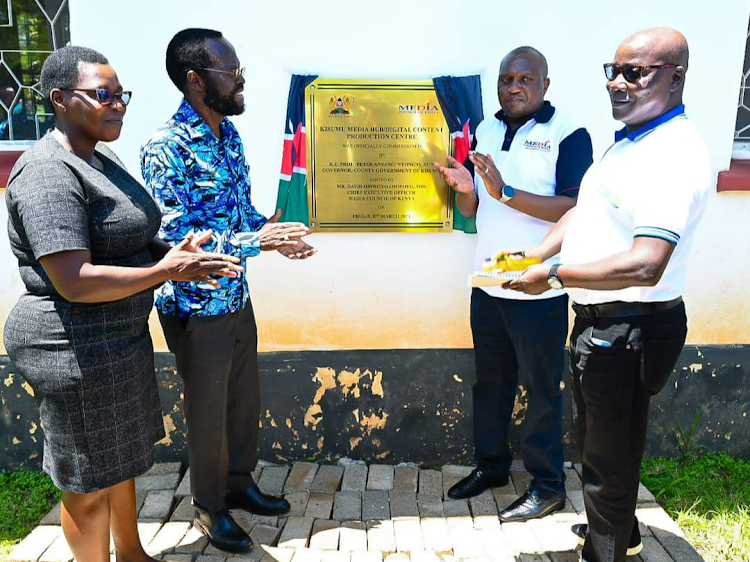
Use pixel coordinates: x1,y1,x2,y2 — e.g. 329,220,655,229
1,345,747,471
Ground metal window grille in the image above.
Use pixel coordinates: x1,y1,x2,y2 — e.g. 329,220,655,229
735,22,750,140
0,0,69,142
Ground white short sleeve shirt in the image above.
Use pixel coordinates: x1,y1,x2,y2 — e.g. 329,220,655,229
560,106,711,305
473,102,593,300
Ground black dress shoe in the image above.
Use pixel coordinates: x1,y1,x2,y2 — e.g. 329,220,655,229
571,522,643,556
447,469,510,500
225,482,291,516
193,504,252,553
498,489,565,522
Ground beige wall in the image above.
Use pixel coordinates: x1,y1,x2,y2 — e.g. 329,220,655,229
2,0,750,354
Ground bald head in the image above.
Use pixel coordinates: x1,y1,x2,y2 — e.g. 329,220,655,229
500,46,548,79
619,27,689,70
609,27,689,129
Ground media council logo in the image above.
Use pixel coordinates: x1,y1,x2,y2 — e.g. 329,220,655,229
398,101,440,114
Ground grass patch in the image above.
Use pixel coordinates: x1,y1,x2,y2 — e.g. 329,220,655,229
642,451,750,562
0,470,60,560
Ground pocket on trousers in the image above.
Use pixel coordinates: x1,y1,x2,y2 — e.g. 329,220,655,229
576,322,638,400
641,323,687,395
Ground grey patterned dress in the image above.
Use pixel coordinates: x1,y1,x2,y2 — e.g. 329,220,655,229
4,133,165,493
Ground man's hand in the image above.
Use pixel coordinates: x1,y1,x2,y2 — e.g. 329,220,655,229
503,263,552,295
258,216,311,252
434,156,474,193
181,229,213,253
469,151,505,200
278,239,317,260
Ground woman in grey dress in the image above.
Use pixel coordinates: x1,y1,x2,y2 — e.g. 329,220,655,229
4,46,243,562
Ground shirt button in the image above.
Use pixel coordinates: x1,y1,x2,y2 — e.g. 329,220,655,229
626,344,631,349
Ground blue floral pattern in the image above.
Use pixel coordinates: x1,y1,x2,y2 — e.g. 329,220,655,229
141,99,267,316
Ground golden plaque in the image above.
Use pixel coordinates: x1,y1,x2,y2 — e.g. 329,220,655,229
305,78,452,232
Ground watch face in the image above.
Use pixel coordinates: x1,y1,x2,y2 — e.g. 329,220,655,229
504,185,516,198
548,276,563,290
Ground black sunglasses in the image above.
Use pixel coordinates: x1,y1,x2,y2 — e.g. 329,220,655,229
64,88,132,106
603,63,678,83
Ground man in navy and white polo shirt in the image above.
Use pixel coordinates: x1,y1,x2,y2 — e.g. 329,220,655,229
506,28,710,562
434,46,593,522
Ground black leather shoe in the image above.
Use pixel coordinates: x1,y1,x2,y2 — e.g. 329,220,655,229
571,522,643,556
447,469,510,500
225,483,291,516
193,504,252,553
498,489,565,522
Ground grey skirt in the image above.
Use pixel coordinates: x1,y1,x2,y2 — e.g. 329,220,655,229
3,291,165,493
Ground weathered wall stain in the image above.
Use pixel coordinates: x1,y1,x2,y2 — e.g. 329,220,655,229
1,346,749,470
512,385,529,426
312,367,337,403
304,404,323,429
372,372,384,397
157,414,177,447
303,366,389,453
359,411,389,435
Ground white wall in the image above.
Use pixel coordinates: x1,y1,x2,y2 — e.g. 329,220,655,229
1,0,749,352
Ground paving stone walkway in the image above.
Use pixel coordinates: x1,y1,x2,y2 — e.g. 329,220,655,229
8,460,705,562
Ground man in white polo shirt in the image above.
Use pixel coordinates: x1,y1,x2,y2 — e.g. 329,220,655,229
434,46,593,522
505,28,710,562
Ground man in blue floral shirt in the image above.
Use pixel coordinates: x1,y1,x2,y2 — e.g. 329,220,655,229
141,28,313,553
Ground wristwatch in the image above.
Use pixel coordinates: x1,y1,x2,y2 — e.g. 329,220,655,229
547,263,564,289
498,184,516,203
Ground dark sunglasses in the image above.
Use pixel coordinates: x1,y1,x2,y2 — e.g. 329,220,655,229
64,88,132,106
197,67,245,81
603,63,678,83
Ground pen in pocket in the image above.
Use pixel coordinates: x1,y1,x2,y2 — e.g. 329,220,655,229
591,336,612,348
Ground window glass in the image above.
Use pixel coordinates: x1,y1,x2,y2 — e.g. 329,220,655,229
0,0,69,141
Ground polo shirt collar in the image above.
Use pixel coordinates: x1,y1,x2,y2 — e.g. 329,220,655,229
494,100,555,126
615,104,686,142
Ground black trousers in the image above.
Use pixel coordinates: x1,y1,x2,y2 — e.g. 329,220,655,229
570,301,687,562
160,303,261,512
470,288,568,496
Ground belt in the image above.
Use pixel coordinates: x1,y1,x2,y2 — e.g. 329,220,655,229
572,297,683,319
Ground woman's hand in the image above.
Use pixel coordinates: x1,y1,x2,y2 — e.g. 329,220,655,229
158,236,243,288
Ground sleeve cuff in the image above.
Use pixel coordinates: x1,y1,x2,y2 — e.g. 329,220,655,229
555,185,580,198
233,231,262,258
633,226,680,244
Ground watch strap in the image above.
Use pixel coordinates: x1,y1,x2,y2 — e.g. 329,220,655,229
548,263,564,288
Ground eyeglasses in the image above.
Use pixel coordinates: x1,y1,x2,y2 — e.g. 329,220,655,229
196,67,245,81
63,88,132,106
603,63,679,83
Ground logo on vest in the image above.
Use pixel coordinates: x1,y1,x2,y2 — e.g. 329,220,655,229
523,139,551,153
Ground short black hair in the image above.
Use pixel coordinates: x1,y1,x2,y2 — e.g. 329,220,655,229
166,28,223,92
500,46,549,79
40,45,109,100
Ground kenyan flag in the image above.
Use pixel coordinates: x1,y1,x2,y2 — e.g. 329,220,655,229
275,74,317,224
